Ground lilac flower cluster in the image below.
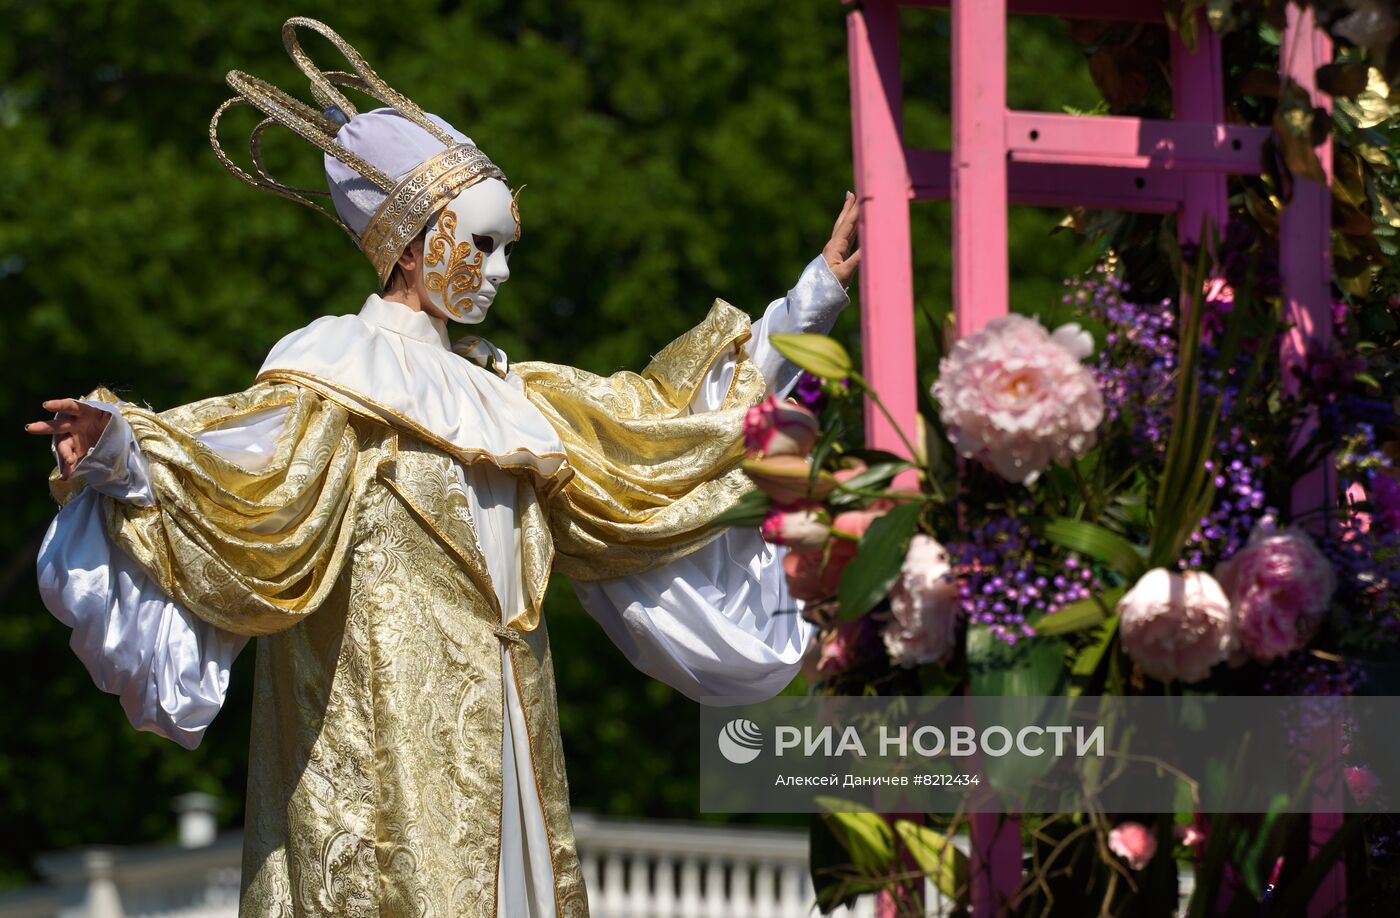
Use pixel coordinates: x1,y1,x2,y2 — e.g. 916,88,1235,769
1256,653,1364,773
949,516,1100,644
1068,267,1177,459
1259,653,1364,696
1181,424,1273,569
793,371,849,415
792,371,828,413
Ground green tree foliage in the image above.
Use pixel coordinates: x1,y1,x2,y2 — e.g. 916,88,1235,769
0,0,1099,886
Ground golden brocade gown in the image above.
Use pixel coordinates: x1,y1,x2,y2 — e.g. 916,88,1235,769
37,255,847,916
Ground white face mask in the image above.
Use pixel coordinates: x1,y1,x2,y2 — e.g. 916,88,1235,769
420,178,519,324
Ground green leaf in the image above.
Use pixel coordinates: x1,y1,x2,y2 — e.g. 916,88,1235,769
828,461,914,510
809,810,886,913
967,627,1068,697
1068,614,1121,697
769,333,855,380
832,461,911,494
1034,585,1125,637
1041,519,1146,581
710,488,772,529
815,797,896,872
836,502,923,620
894,820,970,905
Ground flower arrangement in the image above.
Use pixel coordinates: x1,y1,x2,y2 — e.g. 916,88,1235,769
719,234,1400,912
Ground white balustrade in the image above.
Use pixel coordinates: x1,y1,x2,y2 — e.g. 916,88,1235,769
0,811,940,918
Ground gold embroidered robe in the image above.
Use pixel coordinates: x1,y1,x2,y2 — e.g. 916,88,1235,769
64,300,765,917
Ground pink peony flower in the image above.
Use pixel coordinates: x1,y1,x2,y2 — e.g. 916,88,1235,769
781,508,886,601
743,395,819,457
882,535,960,667
1118,569,1236,684
932,314,1104,485
760,506,831,552
1108,822,1157,870
1345,765,1381,806
1215,521,1335,664
817,618,869,676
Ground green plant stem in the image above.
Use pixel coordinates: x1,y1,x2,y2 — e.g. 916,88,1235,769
850,373,944,500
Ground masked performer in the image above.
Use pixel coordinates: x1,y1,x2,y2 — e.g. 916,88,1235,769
26,17,859,918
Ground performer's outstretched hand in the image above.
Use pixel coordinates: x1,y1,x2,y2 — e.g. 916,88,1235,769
25,399,111,480
822,191,862,287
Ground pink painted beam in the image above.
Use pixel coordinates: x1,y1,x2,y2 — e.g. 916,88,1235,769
1004,112,1270,173
952,0,1010,338
1171,17,1230,243
952,1,1022,910
847,0,919,462
1276,10,1341,917
880,0,1163,22
909,148,1187,212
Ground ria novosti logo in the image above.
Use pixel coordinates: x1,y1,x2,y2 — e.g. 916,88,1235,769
717,718,764,764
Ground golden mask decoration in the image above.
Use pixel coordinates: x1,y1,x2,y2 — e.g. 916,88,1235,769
424,210,484,320
511,185,525,242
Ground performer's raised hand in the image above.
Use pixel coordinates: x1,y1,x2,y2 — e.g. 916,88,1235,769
822,191,862,287
25,399,111,480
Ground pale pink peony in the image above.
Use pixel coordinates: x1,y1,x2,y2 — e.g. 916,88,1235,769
1109,822,1158,870
1118,569,1236,684
1346,765,1381,806
882,535,960,667
760,506,831,553
1215,521,1335,664
932,314,1104,485
743,395,819,457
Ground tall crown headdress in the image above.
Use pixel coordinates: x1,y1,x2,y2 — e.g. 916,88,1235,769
210,17,509,285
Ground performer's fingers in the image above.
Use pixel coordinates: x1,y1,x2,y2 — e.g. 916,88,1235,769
831,191,854,235
42,398,83,416
844,248,862,271
24,420,62,435
835,198,860,246
55,435,78,476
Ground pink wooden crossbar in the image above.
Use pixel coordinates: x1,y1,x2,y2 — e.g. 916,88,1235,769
845,0,1340,913
897,0,1163,21
1005,113,1270,171
909,151,1190,211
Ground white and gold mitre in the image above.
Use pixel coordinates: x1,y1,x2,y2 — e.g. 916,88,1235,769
210,17,509,285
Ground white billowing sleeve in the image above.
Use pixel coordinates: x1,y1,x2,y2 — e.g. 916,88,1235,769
572,255,849,704
35,402,288,749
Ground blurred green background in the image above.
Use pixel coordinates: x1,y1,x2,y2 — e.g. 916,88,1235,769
0,0,1099,887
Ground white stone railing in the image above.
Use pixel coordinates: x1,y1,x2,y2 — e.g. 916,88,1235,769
571,812,885,918
0,810,901,918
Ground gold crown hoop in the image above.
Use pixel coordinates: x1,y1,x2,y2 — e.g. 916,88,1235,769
209,17,511,283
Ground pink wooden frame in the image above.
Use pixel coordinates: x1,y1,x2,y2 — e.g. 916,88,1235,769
845,0,1339,913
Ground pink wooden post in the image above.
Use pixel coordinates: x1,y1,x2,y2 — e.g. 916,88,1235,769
847,0,919,461
1278,9,1342,916
949,5,1023,913
1171,17,1230,244
951,0,1009,339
